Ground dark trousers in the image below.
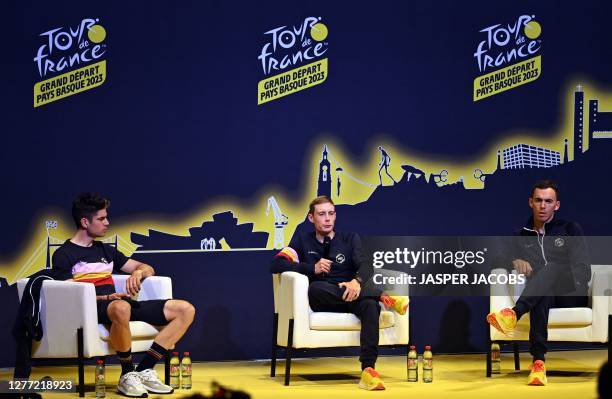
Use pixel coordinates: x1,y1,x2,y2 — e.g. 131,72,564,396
308,281,380,369
513,266,588,361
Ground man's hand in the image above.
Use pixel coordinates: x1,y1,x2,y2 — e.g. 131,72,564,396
126,270,144,296
314,258,332,275
512,259,533,277
339,279,361,302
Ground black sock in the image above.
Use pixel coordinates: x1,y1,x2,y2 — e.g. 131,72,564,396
117,349,133,376
136,342,168,372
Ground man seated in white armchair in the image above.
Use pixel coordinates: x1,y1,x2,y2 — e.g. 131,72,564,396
270,196,407,391
487,180,591,386
53,193,195,397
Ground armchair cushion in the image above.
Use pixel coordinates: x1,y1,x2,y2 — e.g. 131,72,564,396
98,322,162,341
310,310,395,331
513,308,592,328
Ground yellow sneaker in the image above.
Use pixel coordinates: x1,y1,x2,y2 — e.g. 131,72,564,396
527,360,547,386
487,307,517,334
358,367,386,390
380,295,408,315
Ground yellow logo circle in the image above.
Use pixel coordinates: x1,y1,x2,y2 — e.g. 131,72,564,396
310,23,328,42
524,21,541,39
88,24,107,43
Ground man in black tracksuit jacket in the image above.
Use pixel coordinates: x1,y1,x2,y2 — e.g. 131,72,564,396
488,180,591,385
271,196,407,390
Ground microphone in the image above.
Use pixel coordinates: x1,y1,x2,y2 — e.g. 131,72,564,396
321,236,331,277
323,236,331,260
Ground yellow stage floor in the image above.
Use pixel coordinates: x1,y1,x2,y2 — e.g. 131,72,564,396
1,350,607,398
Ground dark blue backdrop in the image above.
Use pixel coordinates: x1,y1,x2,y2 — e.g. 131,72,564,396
1,1,611,367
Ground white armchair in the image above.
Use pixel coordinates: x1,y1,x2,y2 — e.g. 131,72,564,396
17,274,173,396
486,265,612,376
271,269,410,385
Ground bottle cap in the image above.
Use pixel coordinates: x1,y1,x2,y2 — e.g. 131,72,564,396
172,351,179,355
97,359,104,364
425,345,431,350
409,345,416,349
184,351,190,356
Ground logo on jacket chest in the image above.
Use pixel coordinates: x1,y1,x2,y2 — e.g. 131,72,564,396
554,238,565,247
335,253,346,264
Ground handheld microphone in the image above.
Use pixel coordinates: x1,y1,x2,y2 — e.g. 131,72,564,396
321,236,331,277
323,236,331,260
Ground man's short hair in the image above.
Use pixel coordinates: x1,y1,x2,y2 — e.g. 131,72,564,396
308,196,334,214
531,179,559,200
72,193,110,228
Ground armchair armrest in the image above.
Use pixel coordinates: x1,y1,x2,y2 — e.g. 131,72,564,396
276,272,310,347
377,269,409,344
112,275,173,300
37,280,101,358
278,272,310,320
590,266,612,342
489,268,515,312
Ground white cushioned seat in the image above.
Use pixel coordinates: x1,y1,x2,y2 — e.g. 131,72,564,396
309,310,395,331
99,321,162,341
513,307,593,328
547,308,592,326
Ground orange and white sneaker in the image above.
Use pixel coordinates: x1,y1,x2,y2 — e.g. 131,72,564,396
380,294,408,315
527,360,547,386
358,367,386,390
487,308,517,334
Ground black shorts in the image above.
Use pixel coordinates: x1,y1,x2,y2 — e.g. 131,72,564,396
96,298,170,326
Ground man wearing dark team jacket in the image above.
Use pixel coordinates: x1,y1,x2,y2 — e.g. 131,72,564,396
488,180,591,386
270,196,407,391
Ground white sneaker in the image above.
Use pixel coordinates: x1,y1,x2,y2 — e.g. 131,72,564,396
118,371,148,398
138,368,174,394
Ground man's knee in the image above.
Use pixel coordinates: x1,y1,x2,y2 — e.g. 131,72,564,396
167,300,195,323
107,300,131,323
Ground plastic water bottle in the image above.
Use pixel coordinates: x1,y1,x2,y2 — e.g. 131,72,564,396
491,342,501,374
423,345,433,383
170,352,180,389
181,352,192,389
407,345,418,382
95,359,105,398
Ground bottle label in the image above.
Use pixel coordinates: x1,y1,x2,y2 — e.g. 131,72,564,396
181,365,192,374
408,359,417,368
424,359,433,369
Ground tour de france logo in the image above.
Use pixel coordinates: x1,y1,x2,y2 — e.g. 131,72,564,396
473,14,542,101
33,18,108,107
257,16,329,105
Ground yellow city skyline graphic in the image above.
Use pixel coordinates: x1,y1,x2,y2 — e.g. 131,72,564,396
2,80,611,283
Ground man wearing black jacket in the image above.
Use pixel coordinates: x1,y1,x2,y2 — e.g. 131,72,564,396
487,180,591,386
270,196,407,391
